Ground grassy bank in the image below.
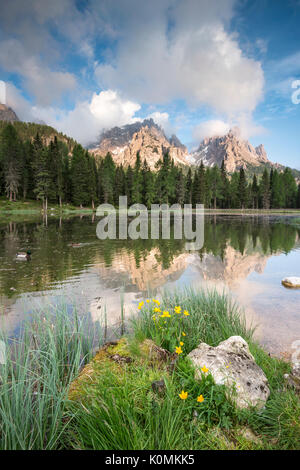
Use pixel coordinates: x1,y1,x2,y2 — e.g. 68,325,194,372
1,198,300,217
0,198,94,216
0,289,299,450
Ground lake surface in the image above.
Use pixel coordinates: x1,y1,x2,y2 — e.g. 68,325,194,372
0,214,300,357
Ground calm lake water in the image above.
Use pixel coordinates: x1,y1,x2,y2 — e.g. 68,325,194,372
0,214,300,357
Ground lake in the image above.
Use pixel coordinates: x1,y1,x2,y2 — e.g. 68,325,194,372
0,214,300,357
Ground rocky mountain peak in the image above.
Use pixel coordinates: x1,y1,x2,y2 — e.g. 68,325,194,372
192,128,270,173
255,144,268,162
89,119,189,170
0,103,19,122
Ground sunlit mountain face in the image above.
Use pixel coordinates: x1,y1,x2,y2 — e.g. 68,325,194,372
0,1,299,168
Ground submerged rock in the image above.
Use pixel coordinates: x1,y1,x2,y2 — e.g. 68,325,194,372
282,277,300,288
188,336,270,409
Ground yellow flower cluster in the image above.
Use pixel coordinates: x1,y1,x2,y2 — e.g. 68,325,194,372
161,310,171,318
179,390,205,403
138,298,161,310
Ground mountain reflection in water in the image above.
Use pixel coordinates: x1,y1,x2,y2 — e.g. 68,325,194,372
0,215,299,356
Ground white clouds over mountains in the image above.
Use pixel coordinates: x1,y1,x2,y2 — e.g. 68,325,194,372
0,0,265,145
95,1,264,116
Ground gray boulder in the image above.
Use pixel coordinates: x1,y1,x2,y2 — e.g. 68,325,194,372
188,336,270,409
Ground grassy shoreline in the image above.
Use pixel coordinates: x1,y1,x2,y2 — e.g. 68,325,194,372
1,198,300,217
0,198,94,216
0,288,299,450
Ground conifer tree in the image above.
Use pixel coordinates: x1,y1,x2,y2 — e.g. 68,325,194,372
125,165,134,205
282,168,297,208
260,168,270,210
33,146,53,210
87,151,98,209
142,159,156,208
0,123,22,200
70,144,90,207
157,151,173,204
131,152,143,204
251,174,259,209
101,153,116,204
229,172,240,208
270,169,284,208
210,165,222,209
176,168,186,206
114,165,126,206
220,160,230,208
185,168,193,205
238,168,247,209
297,184,300,209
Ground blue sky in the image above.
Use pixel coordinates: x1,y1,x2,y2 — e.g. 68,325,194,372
0,0,299,168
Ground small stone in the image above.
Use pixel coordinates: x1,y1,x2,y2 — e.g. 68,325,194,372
110,353,132,364
236,427,262,446
282,277,300,288
284,364,300,392
151,379,166,395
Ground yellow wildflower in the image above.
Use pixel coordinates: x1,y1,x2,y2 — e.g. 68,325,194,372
180,341,184,346
175,346,183,355
179,390,188,400
174,306,181,314
146,299,150,303
161,310,171,318
182,332,186,337
153,299,160,305
197,395,204,403
183,310,190,316
153,307,161,313
138,301,144,310
201,366,209,374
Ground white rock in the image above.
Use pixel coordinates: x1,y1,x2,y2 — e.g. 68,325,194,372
187,336,270,409
282,277,300,288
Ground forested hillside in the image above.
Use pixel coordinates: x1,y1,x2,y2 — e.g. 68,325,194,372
0,122,300,210
0,121,76,150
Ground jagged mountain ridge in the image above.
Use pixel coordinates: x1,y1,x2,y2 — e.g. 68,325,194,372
191,127,270,173
89,118,189,170
0,103,19,122
1,103,299,178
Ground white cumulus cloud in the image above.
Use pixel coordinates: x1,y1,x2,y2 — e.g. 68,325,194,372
192,116,266,145
193,120,231,142
89,90,141,128
94,0,264,117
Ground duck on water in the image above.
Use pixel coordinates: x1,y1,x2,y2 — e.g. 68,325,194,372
16,250,31,261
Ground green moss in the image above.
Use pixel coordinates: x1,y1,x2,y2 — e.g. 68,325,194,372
68,338,171,403
105,338,131,357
